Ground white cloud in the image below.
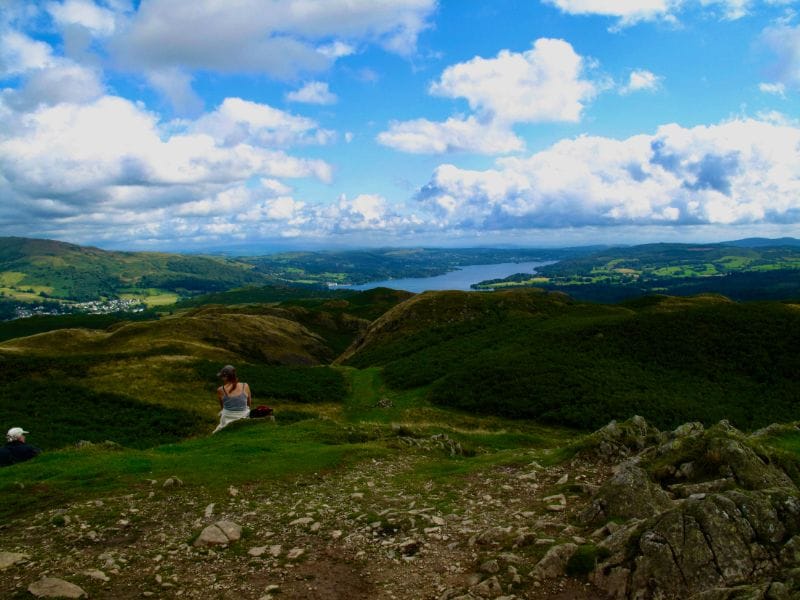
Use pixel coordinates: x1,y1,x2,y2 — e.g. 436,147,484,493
377,116,523,154
0,30,56,76
286,81,338,105
145,67,204,114
621,69,663,94
430,39,598,124
0,95,332,215
46,0,119,36
543,0,678,26
545,0,788,27
759,82,787,96
110,0,436,77
415,119,800,230
192,97,335,147
3,60,105,109
378,38,600,155
761,24,800,90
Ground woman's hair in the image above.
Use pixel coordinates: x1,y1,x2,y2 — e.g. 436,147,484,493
218,365,238,390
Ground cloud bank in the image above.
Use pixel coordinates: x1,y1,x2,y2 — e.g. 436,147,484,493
416,119,800,230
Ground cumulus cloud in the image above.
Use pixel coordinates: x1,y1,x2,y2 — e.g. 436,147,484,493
415,119,800,230
286,81,338,105
621,69,663,94
377,116,523,154
760,23,800,91
544,0,787,27
378,39,599,155
191,97,335,147
0,94,333,232
110,0,436,77
543,0,678,26
145,67,204,114
46,0,119,36
0,30,56,76
430,39,598,124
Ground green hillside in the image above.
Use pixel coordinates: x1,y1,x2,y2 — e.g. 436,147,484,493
0,237,267,302
474,242,800,301
342,289,800,431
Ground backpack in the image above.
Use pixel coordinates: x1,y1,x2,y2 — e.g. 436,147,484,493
250,405,274,419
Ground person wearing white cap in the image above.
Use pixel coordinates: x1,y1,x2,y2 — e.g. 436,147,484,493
0,427,41,467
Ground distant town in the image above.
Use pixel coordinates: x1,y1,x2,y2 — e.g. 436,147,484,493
13,298,147,320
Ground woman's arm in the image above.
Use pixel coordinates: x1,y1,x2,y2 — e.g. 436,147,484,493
245,383,252,409
217,386,224,409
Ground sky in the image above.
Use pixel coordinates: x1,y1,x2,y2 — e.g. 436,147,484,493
1,0,799,252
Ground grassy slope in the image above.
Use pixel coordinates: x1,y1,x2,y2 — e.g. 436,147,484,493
0,367,578,522
343,290,800,431
0,237,267,301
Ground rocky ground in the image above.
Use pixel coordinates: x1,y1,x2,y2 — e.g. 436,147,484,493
2,418,800,599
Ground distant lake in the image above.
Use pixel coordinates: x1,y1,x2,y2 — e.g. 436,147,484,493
345,261,554,293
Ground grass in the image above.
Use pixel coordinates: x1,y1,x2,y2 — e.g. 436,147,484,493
0,355,578,524
0,418,389,522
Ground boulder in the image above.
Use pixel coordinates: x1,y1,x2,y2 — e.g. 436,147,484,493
581,416,664,464
580,462,672,525
593,490,800,599
0,551,29,570
194,520,242,546
28,577,87,599
531,543,578,580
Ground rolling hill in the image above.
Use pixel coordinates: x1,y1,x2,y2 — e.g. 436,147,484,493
341,288,800,431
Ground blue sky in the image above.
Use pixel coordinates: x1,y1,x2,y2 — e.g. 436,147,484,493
1,0,799,251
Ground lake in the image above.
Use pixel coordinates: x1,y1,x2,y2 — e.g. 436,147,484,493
344,261,553,293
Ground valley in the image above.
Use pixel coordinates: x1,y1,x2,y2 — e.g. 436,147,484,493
1,280,800,598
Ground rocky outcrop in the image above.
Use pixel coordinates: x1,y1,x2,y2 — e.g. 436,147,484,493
583,417,800,600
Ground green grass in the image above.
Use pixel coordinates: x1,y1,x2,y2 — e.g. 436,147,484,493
0,418,388,522
347,292,800,431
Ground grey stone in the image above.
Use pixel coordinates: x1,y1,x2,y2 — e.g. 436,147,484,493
0,551,29,570
531,543,578,580
28,577,87,598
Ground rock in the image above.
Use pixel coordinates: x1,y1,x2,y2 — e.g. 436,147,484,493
480,559,500,574
215,520,242,542
594,490,800,599
289,517,314,526
556,474,569,485
228,486,238,497
399,539,420,556
287,548,305,560
269,545,282,557
83,569,109,582
248,546,267,557
580,462,672,525
531,543,578,580
471,575,504,598
28,577,87,598
162,476,183,488
0,551,29,570
582,416,663,463
204,503,214,518
194,520,242,546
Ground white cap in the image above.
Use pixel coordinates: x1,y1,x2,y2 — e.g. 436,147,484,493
6,427,28,441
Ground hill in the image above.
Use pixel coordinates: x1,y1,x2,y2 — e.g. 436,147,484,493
473,241,800,301
341,289,800,431
0,236,267,304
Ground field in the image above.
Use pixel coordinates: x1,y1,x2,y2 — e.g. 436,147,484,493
473,243,800,302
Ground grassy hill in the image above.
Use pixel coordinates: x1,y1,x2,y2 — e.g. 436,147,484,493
0,236,267,303
341,289,800,431
474,242,800,301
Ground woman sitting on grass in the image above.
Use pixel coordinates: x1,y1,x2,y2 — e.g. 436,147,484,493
213,365,251,434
